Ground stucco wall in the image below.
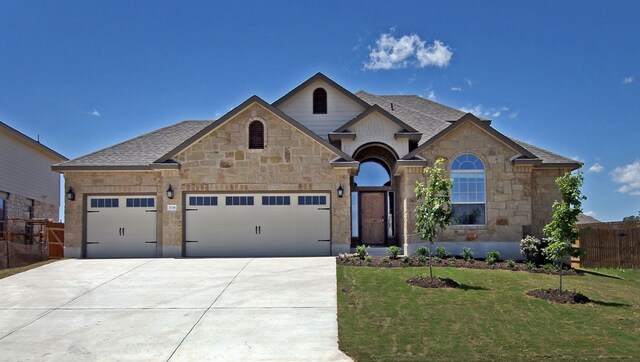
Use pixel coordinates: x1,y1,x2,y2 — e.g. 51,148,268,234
341,112,409,157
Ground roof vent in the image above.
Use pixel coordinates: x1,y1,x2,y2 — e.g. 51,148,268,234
390,103,394,111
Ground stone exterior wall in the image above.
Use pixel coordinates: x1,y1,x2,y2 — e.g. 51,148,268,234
2,193,58,237
531,168,566,238
62,102,352,258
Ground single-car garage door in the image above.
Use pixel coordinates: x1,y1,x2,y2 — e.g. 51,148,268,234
86,195,157,258
185,193,331,257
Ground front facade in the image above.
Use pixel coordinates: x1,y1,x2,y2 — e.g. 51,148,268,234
53,73,580,259
0,122,67,239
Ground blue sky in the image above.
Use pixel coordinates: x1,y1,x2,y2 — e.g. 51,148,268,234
1,1,638,221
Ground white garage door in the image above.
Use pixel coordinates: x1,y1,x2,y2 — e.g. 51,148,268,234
185,193,331,257
86,195,157,258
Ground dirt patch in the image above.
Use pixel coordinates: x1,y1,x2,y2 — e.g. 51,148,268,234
526,288,591,304
337,255,582,276
407,277,460,289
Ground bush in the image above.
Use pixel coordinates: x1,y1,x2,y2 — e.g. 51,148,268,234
486,250,501,265
461,247,474,262
356,245,370,260
386,246,401,259
418,255,428,263
520,235,551,265
526,261,536,270
433,256,442,264
381,256,390,263
506,259,516,268
402,256,411,264
415,246,429,257
448,257,457,263
435,246,448,259
364,255,373,263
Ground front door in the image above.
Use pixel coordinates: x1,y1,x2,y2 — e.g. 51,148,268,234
360,192,385,245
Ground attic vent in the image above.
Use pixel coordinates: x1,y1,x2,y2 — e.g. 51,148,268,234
390,103,394,111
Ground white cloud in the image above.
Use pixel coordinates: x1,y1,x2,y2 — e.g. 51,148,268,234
415,40,453,68
450,87,462,92
508,112,518,119
465,78,474,86
611,160,640,196
460,105,510,119
364,32,452,70
622,76,634,84
427,90,436,100
87,109,100,117
588,162,604,173
584,210,597,217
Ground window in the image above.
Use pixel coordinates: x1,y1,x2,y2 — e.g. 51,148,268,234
248,121,264,149
298,195,327,205
226,196,254,206
189,196,218,206
312,88,327,114
90,198,120,208
262,196,290,206
451,154,486,225
126,198,154,208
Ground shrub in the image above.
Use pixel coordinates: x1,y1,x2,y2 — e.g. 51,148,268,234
356,245,370,260
364,255,373,263
418,255,428,263
435,246,448,259
486,250,501,265
461,247,474,262
520,235,551,265
415,246,429,257
448,257,457,263
402,256,411,264
381,256,390,263
506,259,516,268
386,246,401,259
526,261,536,270
433,256,442,264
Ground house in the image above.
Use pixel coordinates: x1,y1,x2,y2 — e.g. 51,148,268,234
52,73,580,259
0,121,67,239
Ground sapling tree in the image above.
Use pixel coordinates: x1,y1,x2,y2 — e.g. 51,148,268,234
543,171,586,291
415,158,453,279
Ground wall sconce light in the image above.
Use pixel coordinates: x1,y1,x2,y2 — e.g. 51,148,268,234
166,184,174,199
337,183,344,198
65,187,75,201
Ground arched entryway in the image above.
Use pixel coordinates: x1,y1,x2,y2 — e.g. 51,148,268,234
351,143,399,247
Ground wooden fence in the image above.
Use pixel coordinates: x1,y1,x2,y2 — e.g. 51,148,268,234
0,220,64,270
578,222,640,269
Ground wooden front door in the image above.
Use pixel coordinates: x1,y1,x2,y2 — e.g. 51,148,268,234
360,192,386,245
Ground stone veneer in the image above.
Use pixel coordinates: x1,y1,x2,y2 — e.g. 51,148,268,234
396,121,567,258
63,102,352,257
2,193,58,237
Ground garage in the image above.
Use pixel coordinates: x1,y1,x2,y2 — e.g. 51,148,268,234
184,193,331,257
86,195,157,258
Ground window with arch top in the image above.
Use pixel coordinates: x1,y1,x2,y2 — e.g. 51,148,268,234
313,88,327,114
248,121,264,149
451,154,486,225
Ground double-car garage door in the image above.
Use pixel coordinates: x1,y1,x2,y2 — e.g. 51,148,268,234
85,192,331,258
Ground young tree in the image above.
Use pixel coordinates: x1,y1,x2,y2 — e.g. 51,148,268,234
622,212,640,223
415,158,453,279
543,171,586,291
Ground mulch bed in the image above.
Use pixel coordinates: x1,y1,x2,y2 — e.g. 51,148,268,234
337,255,582,276
526,288,591,304
407,276,460,289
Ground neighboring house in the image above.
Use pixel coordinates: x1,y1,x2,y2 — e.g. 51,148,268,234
52,73,580,259
0,121,67,239
577,213,601,224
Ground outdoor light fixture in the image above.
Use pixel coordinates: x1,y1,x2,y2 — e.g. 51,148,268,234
166,184,174,199
337,183,344,198
65,187,75,201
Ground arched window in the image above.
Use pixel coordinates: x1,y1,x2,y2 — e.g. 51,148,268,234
451,154,486,225
248,121,264,149
313,88,327,114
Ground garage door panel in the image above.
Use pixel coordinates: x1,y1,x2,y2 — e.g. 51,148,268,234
86,196,157,258
185,193,331,257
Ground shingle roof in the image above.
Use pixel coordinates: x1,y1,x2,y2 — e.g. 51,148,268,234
356,91,579,166
55,121,212,168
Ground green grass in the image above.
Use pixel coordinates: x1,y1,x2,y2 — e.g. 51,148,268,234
337,266,640,361
0,260,56,280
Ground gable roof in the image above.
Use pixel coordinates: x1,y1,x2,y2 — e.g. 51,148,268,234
403,113,537,160
1,121,67,162
54,95,354,171
157,95,354,163
334,104,419,133
272,72,371,109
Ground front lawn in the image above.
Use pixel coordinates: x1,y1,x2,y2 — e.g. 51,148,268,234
337,266,640,361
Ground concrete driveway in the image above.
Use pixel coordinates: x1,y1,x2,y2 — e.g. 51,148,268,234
0,257,350,361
